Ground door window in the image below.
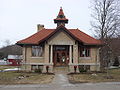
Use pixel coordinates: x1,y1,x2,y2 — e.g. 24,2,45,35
57,53,60,63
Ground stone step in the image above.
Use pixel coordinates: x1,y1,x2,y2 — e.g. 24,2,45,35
53,66,69,73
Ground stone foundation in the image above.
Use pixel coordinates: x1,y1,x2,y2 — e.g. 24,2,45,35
42,65,53,73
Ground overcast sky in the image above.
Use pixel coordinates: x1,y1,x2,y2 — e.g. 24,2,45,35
0,0,93,47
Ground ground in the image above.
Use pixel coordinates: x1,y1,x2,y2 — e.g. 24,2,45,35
0,71,54,84
68,68,120,83
0,72,120,90
0,66,120,90
0,65,120,85
0,65,19,71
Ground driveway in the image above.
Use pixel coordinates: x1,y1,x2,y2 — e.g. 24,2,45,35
0,72,120,90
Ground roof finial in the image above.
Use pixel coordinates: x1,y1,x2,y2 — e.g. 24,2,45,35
60,7,63,11
54,7,68,27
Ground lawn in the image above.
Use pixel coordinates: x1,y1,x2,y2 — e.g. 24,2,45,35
0,71,54,85
68,68,120,83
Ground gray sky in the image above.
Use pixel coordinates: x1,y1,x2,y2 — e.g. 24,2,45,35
0,0,92,47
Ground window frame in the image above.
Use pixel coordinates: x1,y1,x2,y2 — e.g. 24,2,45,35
31,45,44,57
79,46,91,57
31,65,37,70
31,65,43,70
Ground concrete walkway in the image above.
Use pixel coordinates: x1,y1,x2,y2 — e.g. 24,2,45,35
52,73,75,87
51,66,74,87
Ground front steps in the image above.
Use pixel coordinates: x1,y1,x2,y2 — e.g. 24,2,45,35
53,66,69,74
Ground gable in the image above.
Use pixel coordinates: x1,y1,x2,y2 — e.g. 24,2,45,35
48,30,75,45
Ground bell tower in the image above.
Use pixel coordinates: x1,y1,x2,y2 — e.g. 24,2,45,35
54,7,68,27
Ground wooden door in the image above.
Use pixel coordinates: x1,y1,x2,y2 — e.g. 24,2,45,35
54,51,68,66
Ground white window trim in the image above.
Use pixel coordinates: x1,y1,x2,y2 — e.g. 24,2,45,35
31,45,44,57
30,57,44,59
79,57,92,60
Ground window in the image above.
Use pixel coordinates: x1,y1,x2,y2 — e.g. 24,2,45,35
32,46,43,57
31,65,43,70
38,65,43,70
79,46,90,57
78,65,90,72
79,65,84,70
31,65,37,70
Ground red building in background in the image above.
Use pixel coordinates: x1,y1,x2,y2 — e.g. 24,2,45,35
7,55,22,66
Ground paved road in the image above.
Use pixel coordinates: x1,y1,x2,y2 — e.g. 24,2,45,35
0,73,120,90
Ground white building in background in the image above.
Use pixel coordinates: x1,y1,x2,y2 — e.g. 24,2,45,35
0,59,8,65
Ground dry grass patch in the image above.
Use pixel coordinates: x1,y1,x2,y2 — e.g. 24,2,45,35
0,65,18,70
0,71,54,85
68,68,120,83
18,73,54,84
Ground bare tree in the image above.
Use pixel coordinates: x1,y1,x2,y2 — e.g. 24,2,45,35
4,39,11,47
91,0,120,39
91,0,120,71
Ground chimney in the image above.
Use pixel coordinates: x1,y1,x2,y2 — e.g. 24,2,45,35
37,24,44,32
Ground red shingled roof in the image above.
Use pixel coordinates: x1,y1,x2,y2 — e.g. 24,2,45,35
17,7,102,46
17,29,55,45
68,29,102,45
17,25,102,45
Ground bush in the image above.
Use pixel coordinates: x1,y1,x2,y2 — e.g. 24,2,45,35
34,69,42,73
79,68,87,73
113,57,119,66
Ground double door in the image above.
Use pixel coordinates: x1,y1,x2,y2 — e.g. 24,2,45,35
54,51,69,66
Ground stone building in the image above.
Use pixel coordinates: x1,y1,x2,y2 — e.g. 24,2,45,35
17,7,102,73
